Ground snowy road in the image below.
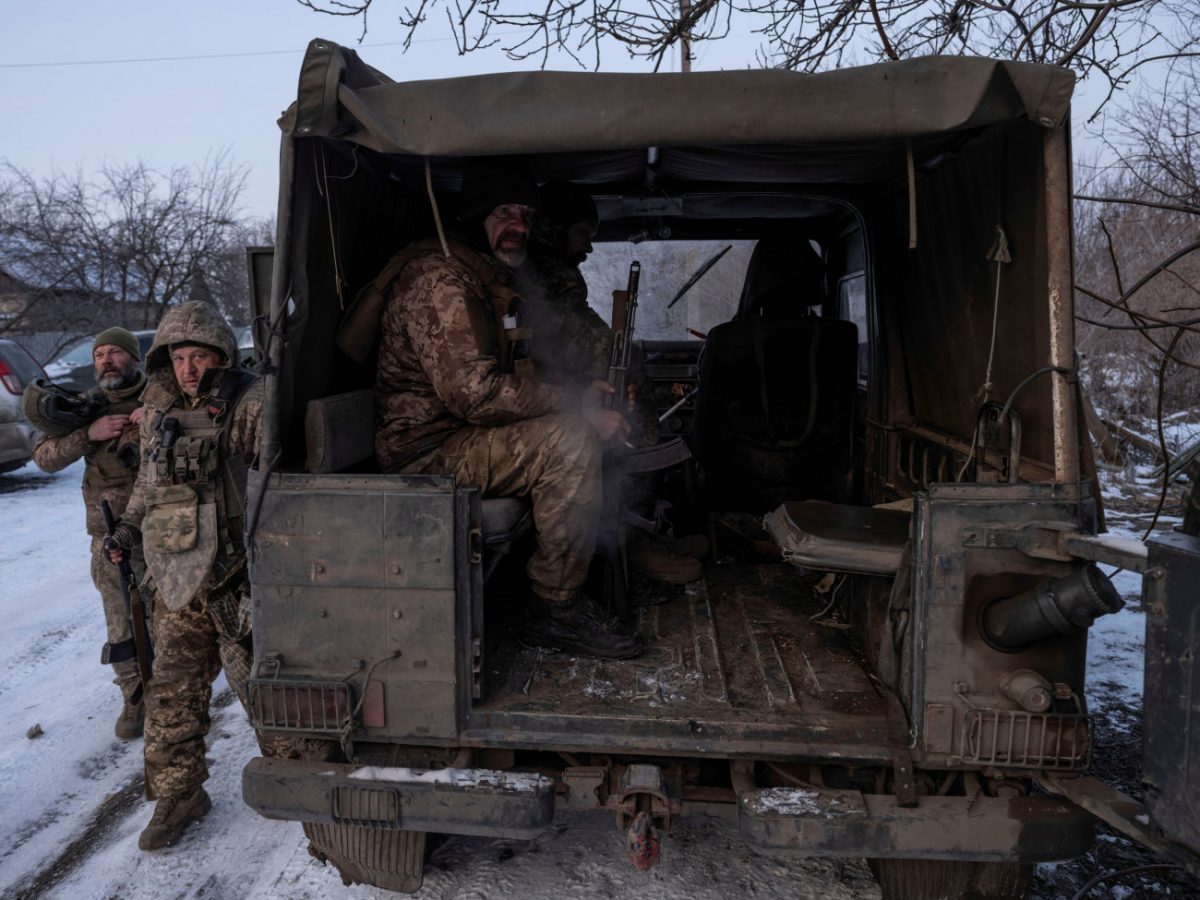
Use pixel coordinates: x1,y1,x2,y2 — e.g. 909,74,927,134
0,460,882,900
0,460,1160,900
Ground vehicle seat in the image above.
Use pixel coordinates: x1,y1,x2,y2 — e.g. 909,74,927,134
763,501,910,576
303,389,531,577
691,238,858,514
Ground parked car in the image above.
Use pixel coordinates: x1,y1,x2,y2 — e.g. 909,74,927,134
0,339,45,473
42,330,156,393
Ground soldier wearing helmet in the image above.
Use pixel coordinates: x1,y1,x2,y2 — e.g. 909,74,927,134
103,301,261,851
366,162,642,661
26,327,147,739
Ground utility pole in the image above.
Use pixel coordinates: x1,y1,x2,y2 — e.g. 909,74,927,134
680,0,692,73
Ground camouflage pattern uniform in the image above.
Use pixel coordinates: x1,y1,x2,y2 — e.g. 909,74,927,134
119,301,261,801
515,249,610,387
32,374,146,704
375,240,603,602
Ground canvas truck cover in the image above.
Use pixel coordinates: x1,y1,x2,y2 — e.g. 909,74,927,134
284,41,1074,155
260,41,1079,474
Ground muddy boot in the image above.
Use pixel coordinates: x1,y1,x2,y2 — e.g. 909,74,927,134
628,533,703,585
114,697,144,740
524,593,644,660
138,788,212,851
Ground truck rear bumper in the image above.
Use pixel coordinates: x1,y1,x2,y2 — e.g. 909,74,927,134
242,757,555,840
739,787,1094,862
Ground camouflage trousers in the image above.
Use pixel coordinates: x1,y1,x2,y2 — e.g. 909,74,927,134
143,574,253,800
89,535,145,703
409,413,602,602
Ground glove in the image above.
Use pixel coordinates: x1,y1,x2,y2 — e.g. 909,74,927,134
103,522,141,556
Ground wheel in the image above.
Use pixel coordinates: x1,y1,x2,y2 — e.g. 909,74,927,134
304,822,427,894
868,859,1031,900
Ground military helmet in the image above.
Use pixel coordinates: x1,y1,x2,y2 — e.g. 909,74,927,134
145,301,239,373
21,378,106,437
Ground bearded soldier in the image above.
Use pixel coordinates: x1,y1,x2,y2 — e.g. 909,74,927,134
515,180,610,388
363,164,642,660
103,301,260,851
25,328,147,738
515,181,706,586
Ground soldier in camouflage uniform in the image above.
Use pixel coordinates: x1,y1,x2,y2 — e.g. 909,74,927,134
29,327,148,739
104,301,261,851
515,181,610,387
515,181,705,585
372,164,642,659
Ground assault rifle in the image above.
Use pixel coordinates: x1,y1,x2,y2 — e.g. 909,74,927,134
607,260,691,476
606,261,641,411
600,262,642,614
101,500,154,702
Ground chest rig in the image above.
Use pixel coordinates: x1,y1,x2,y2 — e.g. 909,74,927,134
82,391,143,490
146,367,255,570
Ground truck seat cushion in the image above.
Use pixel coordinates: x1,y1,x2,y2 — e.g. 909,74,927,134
764,501,911,576
304,389,376,473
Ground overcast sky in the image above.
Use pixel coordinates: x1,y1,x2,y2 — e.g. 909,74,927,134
5,1,1119,222
3,0,767,220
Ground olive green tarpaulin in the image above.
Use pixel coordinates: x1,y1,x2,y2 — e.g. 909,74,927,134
286,39,1074,157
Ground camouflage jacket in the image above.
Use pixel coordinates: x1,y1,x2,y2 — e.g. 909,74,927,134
515,250,611,387
375,241,578,472
32,375,145,537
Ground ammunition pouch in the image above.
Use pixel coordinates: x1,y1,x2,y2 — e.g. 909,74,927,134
143,484,201,553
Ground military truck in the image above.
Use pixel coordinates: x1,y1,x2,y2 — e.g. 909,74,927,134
240,40,1200,898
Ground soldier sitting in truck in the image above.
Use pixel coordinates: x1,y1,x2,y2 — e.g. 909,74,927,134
515,179,705,586
370,163,644,660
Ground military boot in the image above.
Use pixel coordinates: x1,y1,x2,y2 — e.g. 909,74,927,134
114,697,144,740
523,593,644,660
628,532,703,585
138,788,212,851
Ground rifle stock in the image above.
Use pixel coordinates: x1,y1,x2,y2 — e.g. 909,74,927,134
101,499,153,699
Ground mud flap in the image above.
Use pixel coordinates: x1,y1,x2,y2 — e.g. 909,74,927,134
304,821,425,894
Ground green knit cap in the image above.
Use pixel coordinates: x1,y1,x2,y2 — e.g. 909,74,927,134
92,327,140,361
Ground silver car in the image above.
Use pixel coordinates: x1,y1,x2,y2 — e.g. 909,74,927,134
0,339,43,473
42,330,156,394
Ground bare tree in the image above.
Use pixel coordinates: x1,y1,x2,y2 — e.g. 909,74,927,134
0,152,252,345
299,0,1194,99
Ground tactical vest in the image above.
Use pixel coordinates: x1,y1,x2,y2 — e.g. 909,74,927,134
82,392,143,490
140,368,255,611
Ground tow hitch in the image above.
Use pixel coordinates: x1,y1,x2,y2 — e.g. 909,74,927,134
608,764,679,871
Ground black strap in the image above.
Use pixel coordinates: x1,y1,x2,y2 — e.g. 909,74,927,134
207,367,256,423
101,638,137,665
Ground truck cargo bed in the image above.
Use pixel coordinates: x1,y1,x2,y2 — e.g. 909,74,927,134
465,563,892,762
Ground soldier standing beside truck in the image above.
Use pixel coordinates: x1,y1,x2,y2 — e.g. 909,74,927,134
368,165,643,659
25,327,147,739
103,301,261,851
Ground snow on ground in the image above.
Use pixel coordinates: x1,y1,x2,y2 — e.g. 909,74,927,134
0,456,1181,899
0,460,880,900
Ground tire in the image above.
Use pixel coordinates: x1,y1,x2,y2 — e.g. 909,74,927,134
868,859,1031,900
304,822,427,894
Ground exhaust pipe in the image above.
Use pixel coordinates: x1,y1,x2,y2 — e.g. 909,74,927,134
981,564,1123,652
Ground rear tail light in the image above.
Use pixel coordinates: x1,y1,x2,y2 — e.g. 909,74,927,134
0,359,22,395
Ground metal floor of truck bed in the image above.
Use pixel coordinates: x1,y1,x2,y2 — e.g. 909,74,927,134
465,563,893,762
